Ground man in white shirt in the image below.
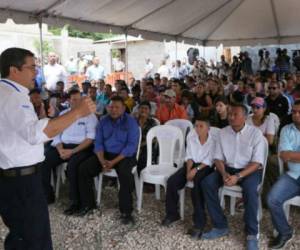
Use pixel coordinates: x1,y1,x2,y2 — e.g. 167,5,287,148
0,48,96,250
161,116,216,238
170,60,188,80
144,58,153,79
114,57,125,72
44,52,67,92
86,57,105,81
201,103,265,250
157,60,170,78
42,89,98,215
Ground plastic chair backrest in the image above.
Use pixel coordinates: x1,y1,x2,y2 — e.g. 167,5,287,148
165,119,193,140
146,125,184,166
261,136,269,186
136,127,142,161
269,112,280,134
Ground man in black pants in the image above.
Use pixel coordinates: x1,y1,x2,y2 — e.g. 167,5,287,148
161,115,215,239
42,88,97,215
77,96,139,224
0,47,95,250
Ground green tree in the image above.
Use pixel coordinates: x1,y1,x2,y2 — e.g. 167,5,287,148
33,39,54,58
49,25,115,41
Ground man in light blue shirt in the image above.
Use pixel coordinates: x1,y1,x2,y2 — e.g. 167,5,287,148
42,89,98,215
85,57,105,81
267,100,300,249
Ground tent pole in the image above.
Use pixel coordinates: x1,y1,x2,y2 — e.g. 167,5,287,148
38,18,45,90
125,31,128,85
175,37,178,61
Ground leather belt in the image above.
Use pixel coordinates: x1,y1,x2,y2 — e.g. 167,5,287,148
0,164,39,178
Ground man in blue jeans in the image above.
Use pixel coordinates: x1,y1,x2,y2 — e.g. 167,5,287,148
201,103,265,250
267,100,300,249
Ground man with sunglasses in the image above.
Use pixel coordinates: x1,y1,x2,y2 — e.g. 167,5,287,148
0,48,96,250
265,81,289,121
267,100,300,249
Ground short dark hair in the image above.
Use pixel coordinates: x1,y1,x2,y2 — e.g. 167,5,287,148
110,95,125,105
194,114,210,126
56,81,64,86
68,88,81,97
29,88,41,95
214,96,229,105
294,100,300,106
229,102,248,116
139,100,151,110
0,47,34,77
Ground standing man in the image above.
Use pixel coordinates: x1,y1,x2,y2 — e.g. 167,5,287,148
0,47,96,250
144,58,154,79
86,56,106,81
44,52,67,92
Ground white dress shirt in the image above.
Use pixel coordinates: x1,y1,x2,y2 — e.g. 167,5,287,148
44,63,67,91
157,65,170,78
144,62,153,78
0,79,50,169
51,108,97,146
86,64,105,81
214,124,265,169
185,129,216,166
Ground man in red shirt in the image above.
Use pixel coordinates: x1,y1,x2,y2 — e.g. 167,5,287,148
155,89,188,124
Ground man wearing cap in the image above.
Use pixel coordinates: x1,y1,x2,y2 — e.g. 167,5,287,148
0,47,96,250
155,89,188,124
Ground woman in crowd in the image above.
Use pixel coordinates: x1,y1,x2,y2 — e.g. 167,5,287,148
209,96,229,128
246,97,276,145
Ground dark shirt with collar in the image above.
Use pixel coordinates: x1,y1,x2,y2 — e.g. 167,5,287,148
94,112,139,157
265,94,289,120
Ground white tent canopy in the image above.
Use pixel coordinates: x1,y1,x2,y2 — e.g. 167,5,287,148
0,0,300,46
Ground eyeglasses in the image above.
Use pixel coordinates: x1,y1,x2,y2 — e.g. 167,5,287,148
251,105,263,109
268,87,277,90
22,65,37,71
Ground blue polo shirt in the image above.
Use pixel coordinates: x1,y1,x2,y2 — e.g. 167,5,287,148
279,123,300,179
94,113,139,157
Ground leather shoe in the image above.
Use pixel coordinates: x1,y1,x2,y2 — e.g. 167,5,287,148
75,206,96,217
63,204,80,216
161,215,180,227
121,214,135,225
268,233,293,249
187,227,202,239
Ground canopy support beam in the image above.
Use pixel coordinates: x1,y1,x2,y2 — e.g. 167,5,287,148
203,0,245,45
177,0,233,36
127,0,176,29
270,0,281,44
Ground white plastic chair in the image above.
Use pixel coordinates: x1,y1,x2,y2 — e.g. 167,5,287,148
178,127,221,219
219,137,269,220
95,127,142,208
165,119,193,166
137,125,184,212
269,112,280,134
55,162,67,198
278,154,300,220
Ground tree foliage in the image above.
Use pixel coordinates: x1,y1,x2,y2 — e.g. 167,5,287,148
49,25,115,41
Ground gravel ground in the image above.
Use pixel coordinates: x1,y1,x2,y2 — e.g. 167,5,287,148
1,183,300,250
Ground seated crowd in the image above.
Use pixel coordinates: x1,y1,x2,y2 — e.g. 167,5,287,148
29,54,300,250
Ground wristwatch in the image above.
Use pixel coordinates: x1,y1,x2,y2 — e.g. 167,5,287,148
235,173,243,181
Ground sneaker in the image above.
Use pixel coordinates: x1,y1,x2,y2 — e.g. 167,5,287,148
268,233,293,249
202,228,229,240
121,214,135,225
161,215,180,227
187,227,202,240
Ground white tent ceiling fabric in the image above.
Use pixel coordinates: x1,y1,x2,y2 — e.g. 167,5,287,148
0,0,299,46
